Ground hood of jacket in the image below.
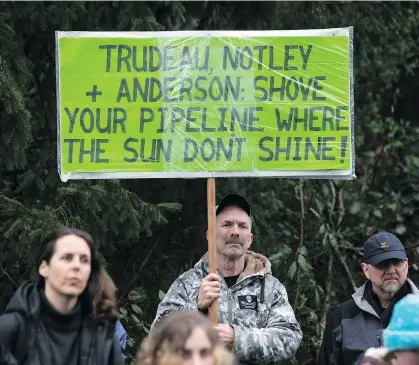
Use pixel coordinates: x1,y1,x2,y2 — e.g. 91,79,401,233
5,280,43,319
5,280,93,320
195,250,272,280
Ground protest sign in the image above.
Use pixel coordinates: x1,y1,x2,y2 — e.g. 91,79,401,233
56,28,355,182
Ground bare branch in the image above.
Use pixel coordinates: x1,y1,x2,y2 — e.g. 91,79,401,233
309,207,322,220
293,181,305,310
331,240,358,291
0,264,16,285
337,189,345,228
338,244,363,253
321,249,333,323
299,183,305,248
328,180,336,229
367,144,386,195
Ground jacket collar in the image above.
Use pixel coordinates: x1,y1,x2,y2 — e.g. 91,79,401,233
352,278,419,318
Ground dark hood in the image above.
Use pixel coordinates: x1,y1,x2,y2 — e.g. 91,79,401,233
5,280,43,318
5,280,92,320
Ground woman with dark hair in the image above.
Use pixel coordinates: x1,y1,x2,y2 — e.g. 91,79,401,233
136,311,237,365
0,227,123,365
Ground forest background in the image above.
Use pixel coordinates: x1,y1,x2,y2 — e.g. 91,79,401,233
1,2,419,364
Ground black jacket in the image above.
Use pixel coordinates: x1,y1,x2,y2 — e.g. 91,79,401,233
0,344,18,365
316,279,419,365
0,280,123,365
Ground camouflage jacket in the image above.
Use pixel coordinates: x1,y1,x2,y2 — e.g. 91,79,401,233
151,251,303,365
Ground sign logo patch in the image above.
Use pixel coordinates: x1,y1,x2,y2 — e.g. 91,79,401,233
238,295,258,311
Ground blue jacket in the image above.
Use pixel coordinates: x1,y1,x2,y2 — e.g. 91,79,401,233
115,320,127,360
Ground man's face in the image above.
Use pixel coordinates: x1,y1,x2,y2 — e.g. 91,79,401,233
361,258,408,298
214,206,253,259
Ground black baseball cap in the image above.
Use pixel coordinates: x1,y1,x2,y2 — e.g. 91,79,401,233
364,232,407,266
215,193,251,216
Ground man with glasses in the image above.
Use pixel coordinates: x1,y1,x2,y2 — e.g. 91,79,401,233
316,232,419,365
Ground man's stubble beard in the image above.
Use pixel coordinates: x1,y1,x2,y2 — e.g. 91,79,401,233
224,245,246,260
226,249,243,260
381,282,402,298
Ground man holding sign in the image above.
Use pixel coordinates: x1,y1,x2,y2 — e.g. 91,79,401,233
151,193,302,364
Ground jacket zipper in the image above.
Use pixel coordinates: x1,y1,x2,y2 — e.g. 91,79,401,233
377,335,382,347
228,291,233,324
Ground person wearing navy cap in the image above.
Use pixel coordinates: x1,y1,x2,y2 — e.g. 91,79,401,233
150,193,302,365
317,232,419,365
359,294,419,365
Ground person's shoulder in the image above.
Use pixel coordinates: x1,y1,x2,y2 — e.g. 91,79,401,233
261,274,291,304
326,296,360,324
0,312,26,353
339,296,359,313
0,312,25,334
264,273,287,291
406,278,419,292
169,266,203,288
180,266,202,277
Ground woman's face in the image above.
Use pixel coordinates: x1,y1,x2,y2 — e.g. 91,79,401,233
39,235,92,298
182,327,214,365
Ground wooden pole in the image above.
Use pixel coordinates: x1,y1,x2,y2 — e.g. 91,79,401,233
207,177,218,324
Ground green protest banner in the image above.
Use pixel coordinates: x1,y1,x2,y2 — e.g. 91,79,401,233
56,28,354,182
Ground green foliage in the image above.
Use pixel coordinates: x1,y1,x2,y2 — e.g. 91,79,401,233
119,286,150,363
0,59,32,170
1,2,419,365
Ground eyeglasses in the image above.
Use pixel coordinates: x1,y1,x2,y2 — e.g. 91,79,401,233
372,259,406,270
